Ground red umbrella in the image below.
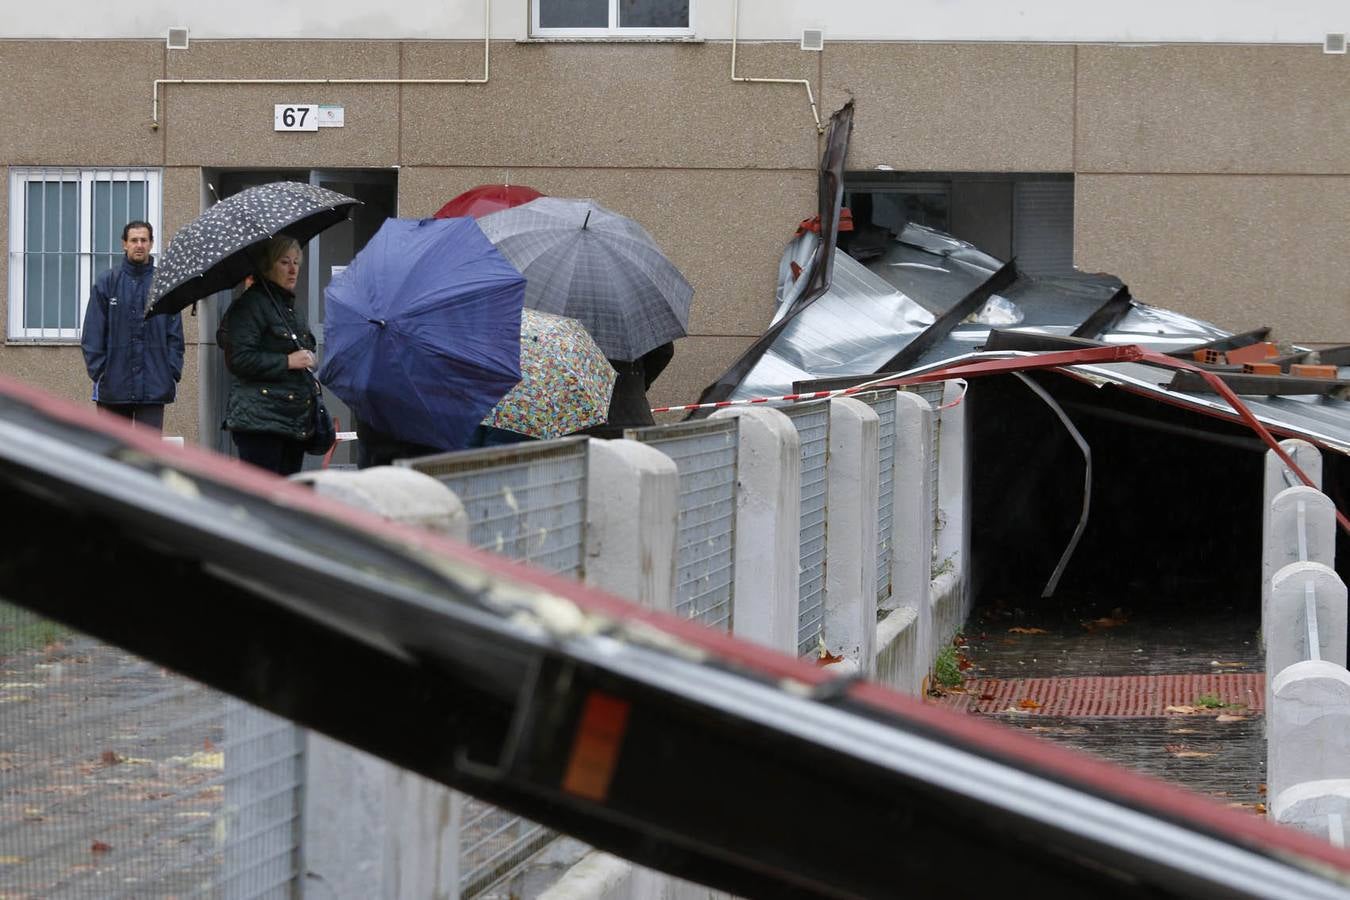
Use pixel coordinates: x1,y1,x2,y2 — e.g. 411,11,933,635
434,184,544,219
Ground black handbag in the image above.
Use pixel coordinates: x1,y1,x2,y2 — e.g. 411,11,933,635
306,378,337,456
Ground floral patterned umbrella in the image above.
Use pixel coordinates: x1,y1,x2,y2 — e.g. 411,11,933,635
483,310,616,439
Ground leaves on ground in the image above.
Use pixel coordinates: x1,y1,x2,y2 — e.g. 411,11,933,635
1215,714,1247,723
1016,698,1042,710
1165,705,1197,715
1007,627,1049,635
89,841,111,854
1164,744,1215,759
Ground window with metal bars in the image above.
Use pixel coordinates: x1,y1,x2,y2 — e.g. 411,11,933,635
7,167,162,342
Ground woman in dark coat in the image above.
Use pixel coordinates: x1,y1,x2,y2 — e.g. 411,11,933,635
219,236,318,476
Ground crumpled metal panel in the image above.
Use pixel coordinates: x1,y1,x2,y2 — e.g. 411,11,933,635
1101,303,1232,350
732,250,934,400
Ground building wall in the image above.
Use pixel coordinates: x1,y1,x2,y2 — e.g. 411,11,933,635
1,37,1346,443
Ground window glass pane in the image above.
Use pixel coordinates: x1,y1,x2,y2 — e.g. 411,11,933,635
619,0,688,28
23,180,79,330
93,179,149,277
539,0,608,28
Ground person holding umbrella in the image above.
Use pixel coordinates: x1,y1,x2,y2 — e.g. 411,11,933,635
218,236,318,475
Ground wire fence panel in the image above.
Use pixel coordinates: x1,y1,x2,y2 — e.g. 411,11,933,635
406,438,589,579
904,384,945,547
780,401,830,658
858,391,897,605
405,439,590,896
626,419,739,632
0,601,303,899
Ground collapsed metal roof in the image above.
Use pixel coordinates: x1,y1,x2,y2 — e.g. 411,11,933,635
722,221,1350,455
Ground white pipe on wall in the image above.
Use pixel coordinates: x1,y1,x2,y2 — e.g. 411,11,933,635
730,0,823,134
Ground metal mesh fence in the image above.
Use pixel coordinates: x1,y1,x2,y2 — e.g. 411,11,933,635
779,401,830,658
0,601,303,899
405,439,589,579
904,384,945,548
625,419,739,631
858,391,897,605
405,439,589,896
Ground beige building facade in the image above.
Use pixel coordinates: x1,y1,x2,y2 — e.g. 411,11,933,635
2,4,1347,445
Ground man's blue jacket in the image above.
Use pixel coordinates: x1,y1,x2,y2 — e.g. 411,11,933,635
80,256,184,405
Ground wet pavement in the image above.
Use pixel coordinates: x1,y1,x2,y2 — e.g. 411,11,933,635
933,596,1267,814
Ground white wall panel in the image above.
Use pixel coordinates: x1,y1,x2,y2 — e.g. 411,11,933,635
5,0,1343,43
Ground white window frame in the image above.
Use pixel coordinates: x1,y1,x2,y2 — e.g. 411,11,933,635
7,167,162,342
531,0,694,38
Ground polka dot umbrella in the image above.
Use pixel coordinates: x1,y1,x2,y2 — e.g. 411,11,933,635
145,181,360,317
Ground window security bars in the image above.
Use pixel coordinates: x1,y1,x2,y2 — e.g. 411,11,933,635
7,168,162,342
405,439,590,896
0,601,304,899
779,401,830,658
625,419,739,631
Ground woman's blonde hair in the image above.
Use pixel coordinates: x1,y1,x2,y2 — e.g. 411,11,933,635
251,235,302,276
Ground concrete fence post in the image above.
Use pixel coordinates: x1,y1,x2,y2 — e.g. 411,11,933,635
710,406,800,655
1266,562,1349,718
292,465,469,539
1263,486,1337,629
823,398,880,673
1262,441,1322,646
584,439,679,612
289,465,468,898
1269,660,1350,802
1273,779,1350,846
890,392,935,690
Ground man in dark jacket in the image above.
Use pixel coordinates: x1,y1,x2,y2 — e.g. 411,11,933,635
80,221,184,430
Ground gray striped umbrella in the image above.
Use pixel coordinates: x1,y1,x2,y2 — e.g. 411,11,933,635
146,182,359,316
476,197,692,361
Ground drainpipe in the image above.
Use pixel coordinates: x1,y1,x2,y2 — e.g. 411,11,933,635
730,0,824,134
151,0,492,129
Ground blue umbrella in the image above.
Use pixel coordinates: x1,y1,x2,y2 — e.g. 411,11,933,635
318,217,525,451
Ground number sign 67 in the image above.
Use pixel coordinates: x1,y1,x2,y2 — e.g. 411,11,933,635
274,104,319,132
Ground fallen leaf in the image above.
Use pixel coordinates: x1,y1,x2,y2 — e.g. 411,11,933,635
1215,714,1247,723
1168,728,1200,735
957,657,974,671
815,649,844,666
90,841,112,854
1081,615,1128,633
1164,745,1215,759
1259,784,1267,795
0,856,23,865
1210,660,1247,668
100,750,123,767
1164,705,1197,715
203,738,216,752
979,693,997,702
1008,627,1049,635
1256,803,1267,815
1017,698,1042,710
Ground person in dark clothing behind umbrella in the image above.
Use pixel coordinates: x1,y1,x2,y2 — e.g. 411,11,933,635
80,221,184,431
219,236,318,476
580,341,674,439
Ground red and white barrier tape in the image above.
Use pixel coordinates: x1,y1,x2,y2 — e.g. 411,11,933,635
650,378,967,414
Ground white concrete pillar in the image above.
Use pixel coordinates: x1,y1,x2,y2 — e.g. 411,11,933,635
1272,779,1350,847
891,391,935,689
1267,562,1349,717
1269,660,1350,802
823,398,880,672
1262,442,1324,638
1264,486,1338,630
710,406,800,655
291,465,469,538
584,439,679,612
290,465,468,899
